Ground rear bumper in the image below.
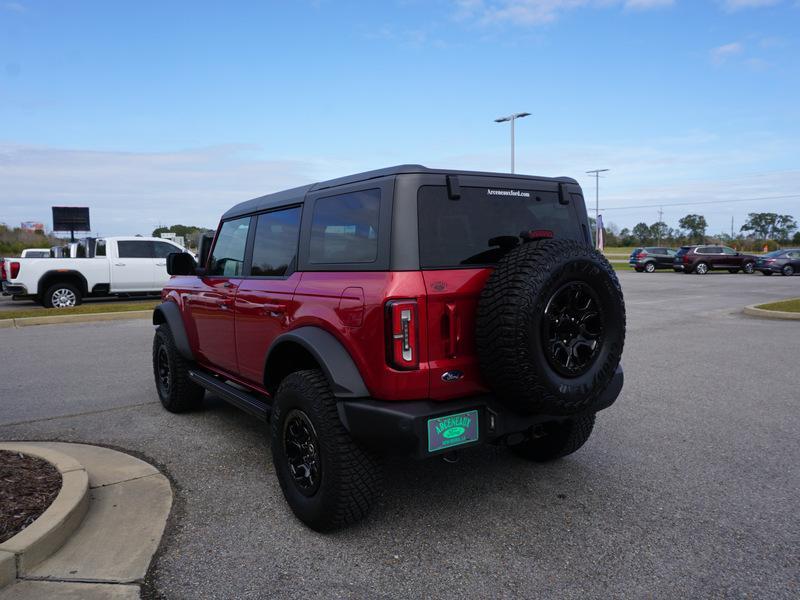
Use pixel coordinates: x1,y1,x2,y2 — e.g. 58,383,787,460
1,282,28,296
338,365,624,459
756,265,780,273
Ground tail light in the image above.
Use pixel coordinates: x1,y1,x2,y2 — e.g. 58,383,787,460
385,299,419,370
0,259,5,281
636,251,647,259
10,261,20,279
683,254,691,264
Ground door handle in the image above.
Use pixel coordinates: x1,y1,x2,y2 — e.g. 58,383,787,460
114,263,126,267
260,303,287,316
222,281,236,288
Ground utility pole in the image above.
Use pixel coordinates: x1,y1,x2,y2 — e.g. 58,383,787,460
731,215,734,239
494,112,531,173
586,169,609,248
657,207,664,245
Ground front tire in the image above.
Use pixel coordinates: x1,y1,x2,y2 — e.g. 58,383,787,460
152,324,204,412
510,415,596,462
743,262,755,274
43,282,82,308
271,370,382,531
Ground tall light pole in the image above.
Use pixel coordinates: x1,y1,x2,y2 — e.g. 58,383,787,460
586,169,609,248
495,112,530,173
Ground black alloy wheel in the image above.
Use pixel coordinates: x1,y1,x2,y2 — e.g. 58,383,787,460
542,282,604,378
156,344,171,395
283,409,322,496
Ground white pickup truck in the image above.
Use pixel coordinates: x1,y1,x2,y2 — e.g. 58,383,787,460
1,236,189,308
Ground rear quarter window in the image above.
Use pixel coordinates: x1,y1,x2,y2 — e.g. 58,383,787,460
309,189,380,264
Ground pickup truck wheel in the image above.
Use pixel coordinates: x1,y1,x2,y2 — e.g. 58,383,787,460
510,414,595,462
271,370,382,531
152,324,204,412
476,239,625,415
43,283,81,308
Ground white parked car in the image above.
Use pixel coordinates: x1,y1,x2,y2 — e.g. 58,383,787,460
1,236,190,307
20,248,52,258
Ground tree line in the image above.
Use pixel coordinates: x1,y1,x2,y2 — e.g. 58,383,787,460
599,212,799,250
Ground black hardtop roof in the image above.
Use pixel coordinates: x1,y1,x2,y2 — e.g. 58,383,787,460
221,164,579,220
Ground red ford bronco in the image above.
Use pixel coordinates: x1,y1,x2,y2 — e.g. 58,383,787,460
152,165,625,530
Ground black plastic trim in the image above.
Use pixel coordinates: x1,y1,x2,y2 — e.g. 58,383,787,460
188,369,269,421
266,327,370,398
152,301,194,361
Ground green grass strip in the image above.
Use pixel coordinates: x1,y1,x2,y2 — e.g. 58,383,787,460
754,298,800,313
0,301,159,321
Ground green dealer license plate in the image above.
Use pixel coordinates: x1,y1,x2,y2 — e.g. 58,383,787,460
427,410,479,453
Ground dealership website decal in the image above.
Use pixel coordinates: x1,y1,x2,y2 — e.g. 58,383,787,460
487,189,531,197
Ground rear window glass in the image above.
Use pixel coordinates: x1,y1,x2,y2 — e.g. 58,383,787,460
418,186,581,268
309,189,380,264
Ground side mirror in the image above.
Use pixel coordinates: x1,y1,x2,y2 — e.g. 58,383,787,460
198,232,215,271
167,252,197,276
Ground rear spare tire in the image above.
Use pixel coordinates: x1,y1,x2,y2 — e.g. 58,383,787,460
476,239,625,415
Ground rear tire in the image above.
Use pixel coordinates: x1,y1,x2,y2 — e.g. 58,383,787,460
271,370,382,531
644,262,656,273
152,324,204,412
43,283,82,308
695,262,709,275
510,415,596,462
782,265,795,276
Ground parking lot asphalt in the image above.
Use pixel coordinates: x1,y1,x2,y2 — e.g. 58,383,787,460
1,271,798,599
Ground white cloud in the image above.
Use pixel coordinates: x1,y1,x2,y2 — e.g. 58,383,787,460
720,0,782,10
0,144,351,236
1,2,26,12
453,0,673,26
710,41,743,64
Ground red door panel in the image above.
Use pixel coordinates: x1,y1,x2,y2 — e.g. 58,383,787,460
187,277,241,374
234,273,303,386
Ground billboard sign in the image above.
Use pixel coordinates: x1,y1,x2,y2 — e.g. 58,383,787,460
52,207,91,232
20,221,45,232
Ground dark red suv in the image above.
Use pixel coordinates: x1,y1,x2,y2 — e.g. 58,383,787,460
673,245,757,274
152,165,626,530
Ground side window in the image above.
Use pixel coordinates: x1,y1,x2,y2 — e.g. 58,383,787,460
153,241,178,259
250,207,301,277
208,217,251,277
95,240,106,257
309,189,380,264
117,240,153,258
721,247,736,255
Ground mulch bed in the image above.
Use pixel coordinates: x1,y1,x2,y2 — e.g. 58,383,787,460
0,450,62,544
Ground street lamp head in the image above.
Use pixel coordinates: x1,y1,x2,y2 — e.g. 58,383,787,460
586,168,610,174
514,112,531,119
494,117,510,123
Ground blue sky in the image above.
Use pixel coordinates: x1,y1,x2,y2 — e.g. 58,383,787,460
1,0,798,237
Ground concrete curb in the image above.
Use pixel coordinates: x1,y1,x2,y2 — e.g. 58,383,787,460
743,303,800,321
0,445,90,589
0,310,151,328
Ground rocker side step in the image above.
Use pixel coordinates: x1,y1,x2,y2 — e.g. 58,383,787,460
188,370,270,421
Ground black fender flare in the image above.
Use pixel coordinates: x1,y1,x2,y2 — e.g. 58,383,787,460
266,327,369,399
153,301,194,361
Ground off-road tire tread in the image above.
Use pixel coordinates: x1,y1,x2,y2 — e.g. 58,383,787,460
271,370,382,531
153,324,204,412
476,239,625,415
